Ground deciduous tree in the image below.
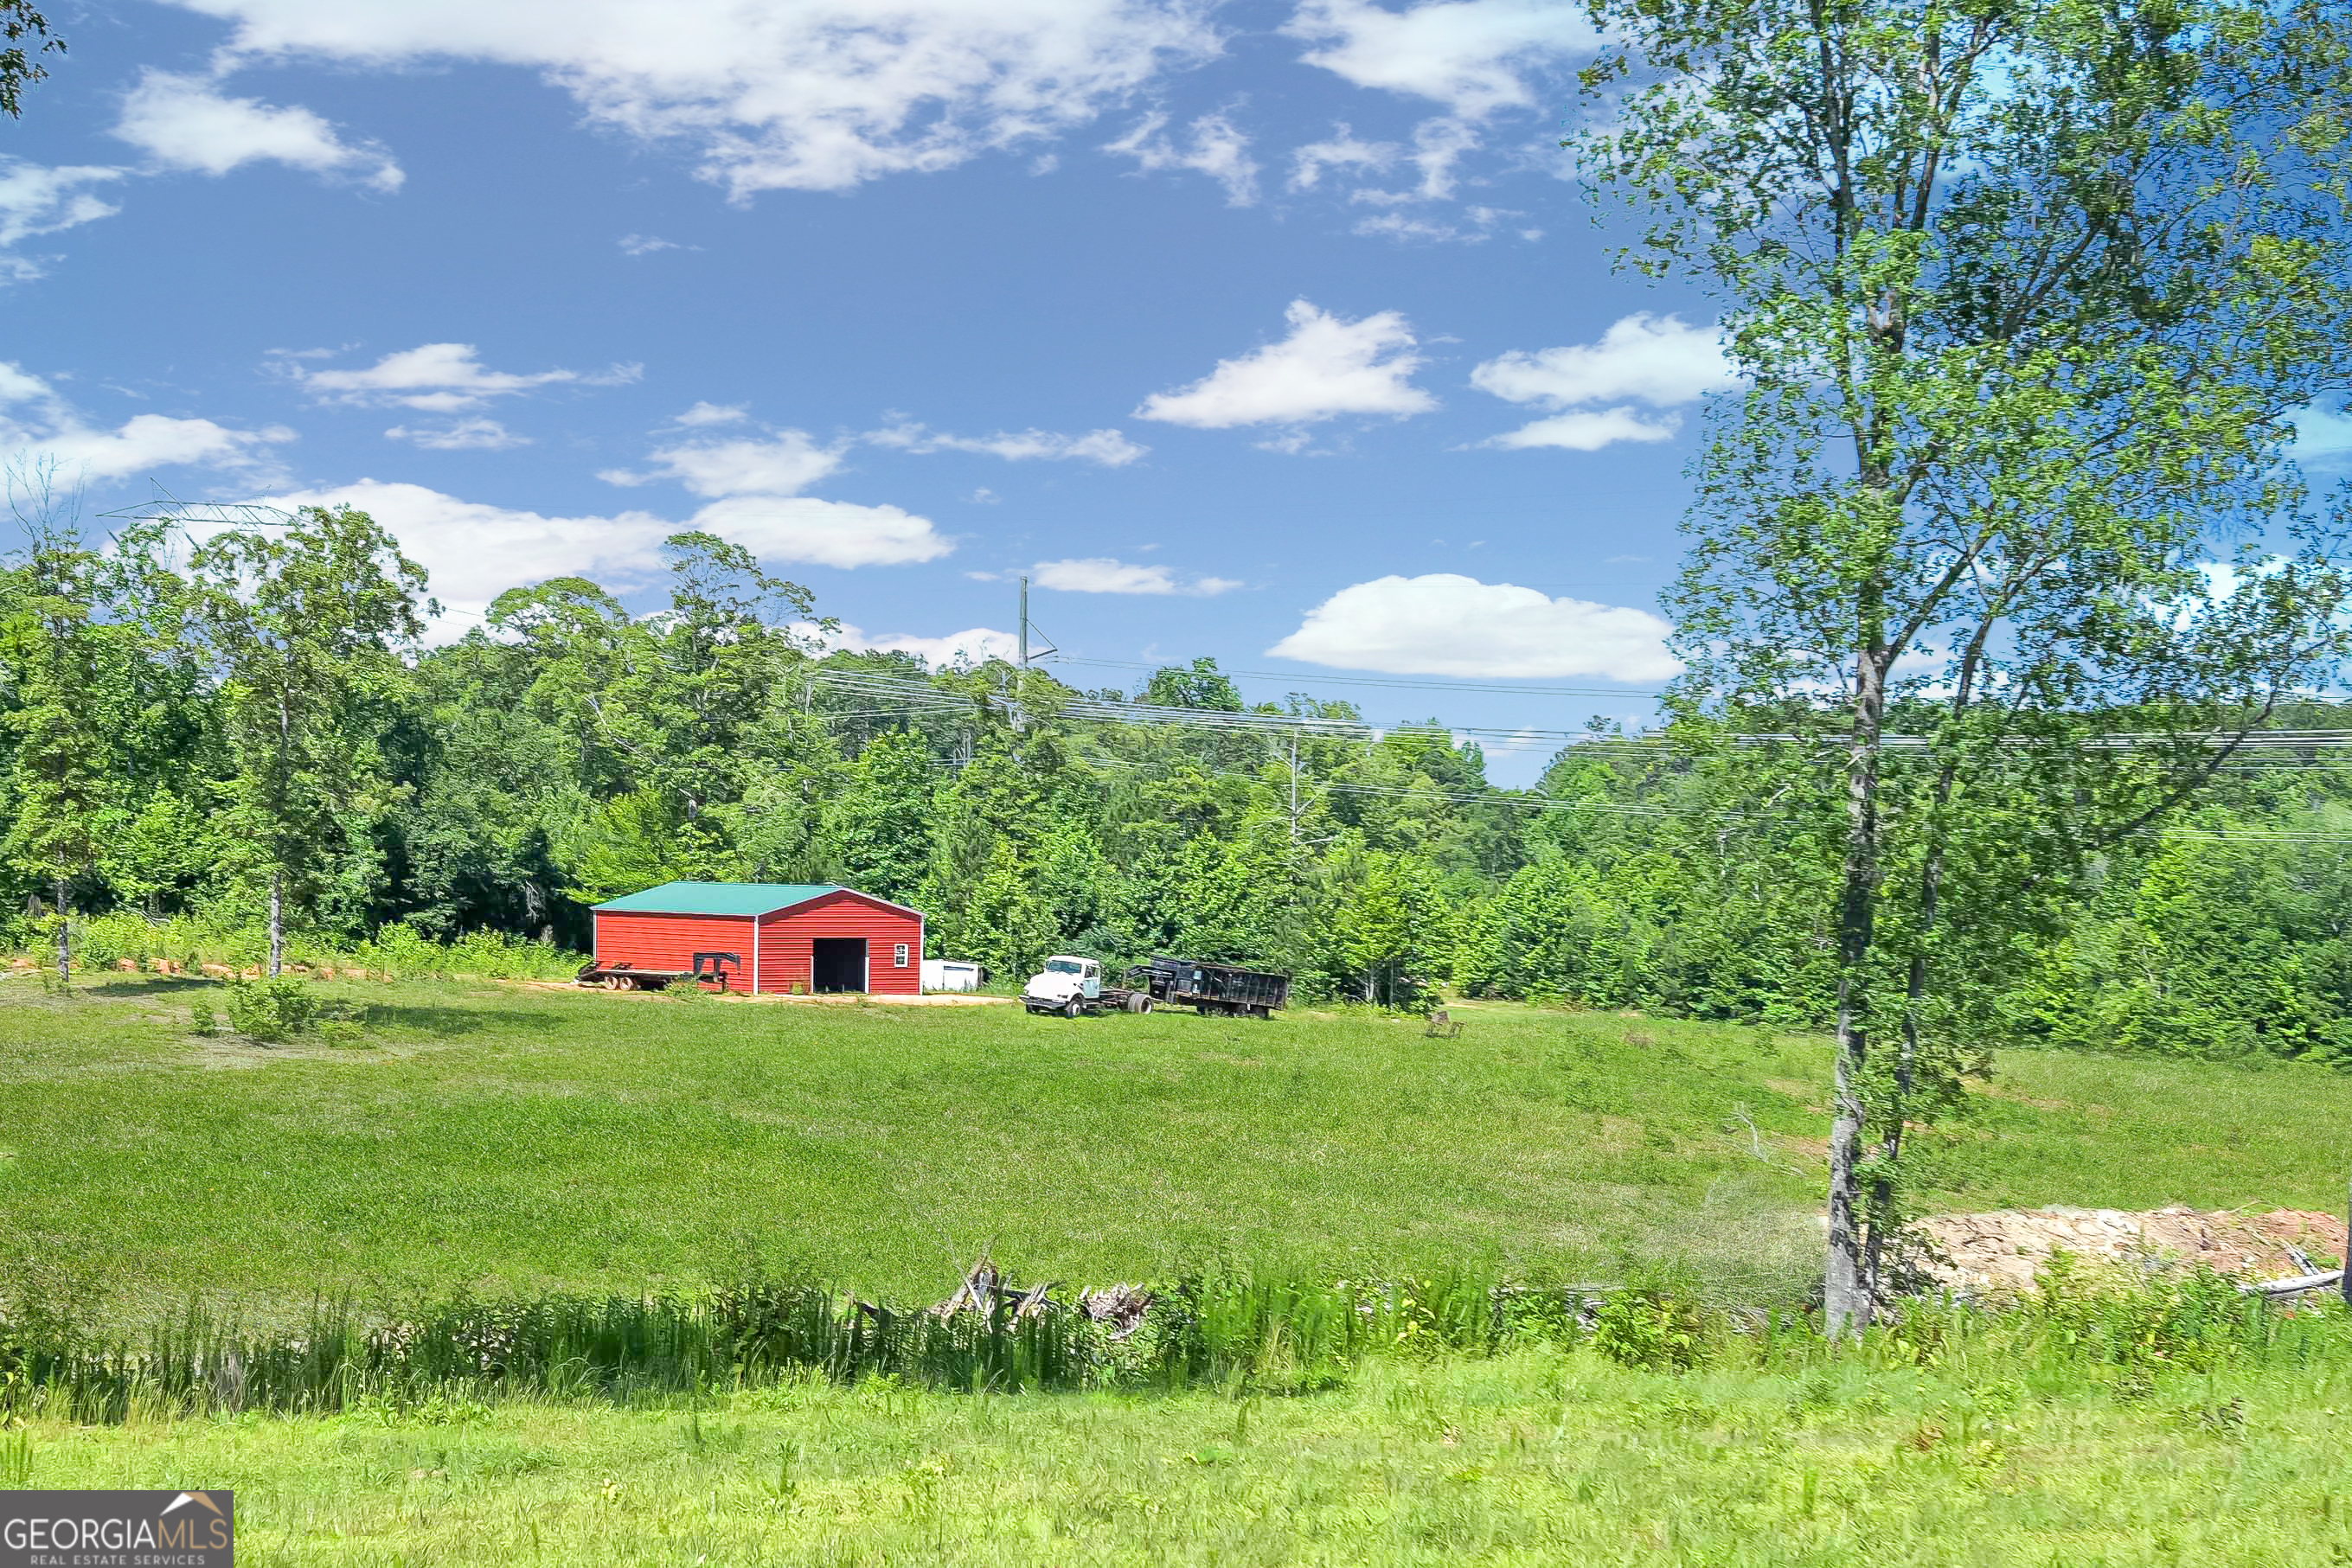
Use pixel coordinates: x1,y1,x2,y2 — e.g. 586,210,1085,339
193,507,427,975
1578,0,2352,1328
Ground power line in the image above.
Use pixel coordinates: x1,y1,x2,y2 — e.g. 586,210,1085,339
812,668,1375,739
813,663,2352,842
1051,655,1669,701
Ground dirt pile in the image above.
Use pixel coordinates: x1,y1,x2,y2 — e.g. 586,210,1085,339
1914,1205,2346,1296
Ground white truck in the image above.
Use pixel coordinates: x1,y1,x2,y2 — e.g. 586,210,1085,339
1021,955,1152,1017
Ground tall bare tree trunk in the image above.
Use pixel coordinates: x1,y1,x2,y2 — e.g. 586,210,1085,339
268,870,284,978
54,874,68,989
1824,645,1889,1337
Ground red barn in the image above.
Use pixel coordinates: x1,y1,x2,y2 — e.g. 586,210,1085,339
591,882,924,996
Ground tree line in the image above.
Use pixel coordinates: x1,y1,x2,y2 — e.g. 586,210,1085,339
8,479,2352,1068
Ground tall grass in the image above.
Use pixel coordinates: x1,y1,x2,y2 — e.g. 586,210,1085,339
0,1268,1554,1423
16,909,582,981
7,1258,2343,1425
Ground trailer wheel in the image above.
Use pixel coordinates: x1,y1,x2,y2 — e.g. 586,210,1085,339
1127,994,1150,1014
601,975,624,991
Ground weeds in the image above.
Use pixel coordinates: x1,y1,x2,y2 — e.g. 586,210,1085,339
7,1261,2348,1428
224,977,323,1043
10,910,582,983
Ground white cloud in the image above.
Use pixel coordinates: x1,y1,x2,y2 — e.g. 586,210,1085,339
1354,201,1522,244
812,620,1019,668
0,161,127,276
1471,311,1736,450
1104,111,1259,204
1029,555,1238,594
618,234,689,254
263,478,672,634
1290,125,1397,190
684,494,952,568
598,414,955,566
1136,298,1435,432
1284,0,1601,118
1473,312,1734,406
1351,115,1478,202
868,422,1146,464
672,401,747,427
385,417,530,450
0,362,294,482
1484,407,1679,450
113,69,403,190
607,428,848,496
289,342,641,412
163,0,1223,197
1269,573,1679,681
36,414,297,481
2291,404,2352,465
261,477,954,639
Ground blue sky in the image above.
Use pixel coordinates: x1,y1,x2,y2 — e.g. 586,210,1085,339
3,0,1766,780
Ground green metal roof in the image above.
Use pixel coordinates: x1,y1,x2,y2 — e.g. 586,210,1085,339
593,881,843,917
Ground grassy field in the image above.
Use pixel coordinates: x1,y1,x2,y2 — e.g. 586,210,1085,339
3,976,2350,1311
14,976,2352,1563
17,1343,2352,1565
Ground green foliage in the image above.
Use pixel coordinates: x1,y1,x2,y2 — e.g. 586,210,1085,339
820,729,933,906
192,506,428,974
1591,1268,1708,1373
0,0,61,120
222,977,322,1043
1578,0,2352,1322
0,489,2348,1079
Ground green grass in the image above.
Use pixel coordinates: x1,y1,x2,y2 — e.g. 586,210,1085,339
4,976,2352,1312
20,1345,2352,1565
16,977,2352,1562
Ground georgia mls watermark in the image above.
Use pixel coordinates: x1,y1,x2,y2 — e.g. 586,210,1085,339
1,1490,233,1567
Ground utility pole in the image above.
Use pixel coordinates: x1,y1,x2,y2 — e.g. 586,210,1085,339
1017,576,1029,669
1289,732,1299,845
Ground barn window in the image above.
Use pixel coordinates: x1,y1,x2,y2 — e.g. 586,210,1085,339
894,944,910,968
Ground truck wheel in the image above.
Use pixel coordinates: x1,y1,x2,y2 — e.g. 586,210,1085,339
1065,996,1081,1020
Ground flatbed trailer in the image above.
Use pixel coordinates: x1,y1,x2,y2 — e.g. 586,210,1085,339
576,951,740,991
1130,956,1290,1019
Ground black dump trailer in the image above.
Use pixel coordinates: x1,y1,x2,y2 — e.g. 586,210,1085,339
1131,956,1291,1019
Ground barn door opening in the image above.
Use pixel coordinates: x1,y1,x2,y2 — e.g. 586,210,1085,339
812,938,868,994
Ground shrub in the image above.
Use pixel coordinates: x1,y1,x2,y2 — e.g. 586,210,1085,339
317,1019,368,1049
224,977,322,1044
1592,1276,1708,1373
354,924,438,981
188,1000,216,1037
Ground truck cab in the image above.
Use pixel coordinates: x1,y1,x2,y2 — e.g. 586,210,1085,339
1022,954,1101,1014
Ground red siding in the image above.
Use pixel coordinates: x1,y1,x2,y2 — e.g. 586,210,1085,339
593,911,760,993
593,892,924,995
754,891,923,995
